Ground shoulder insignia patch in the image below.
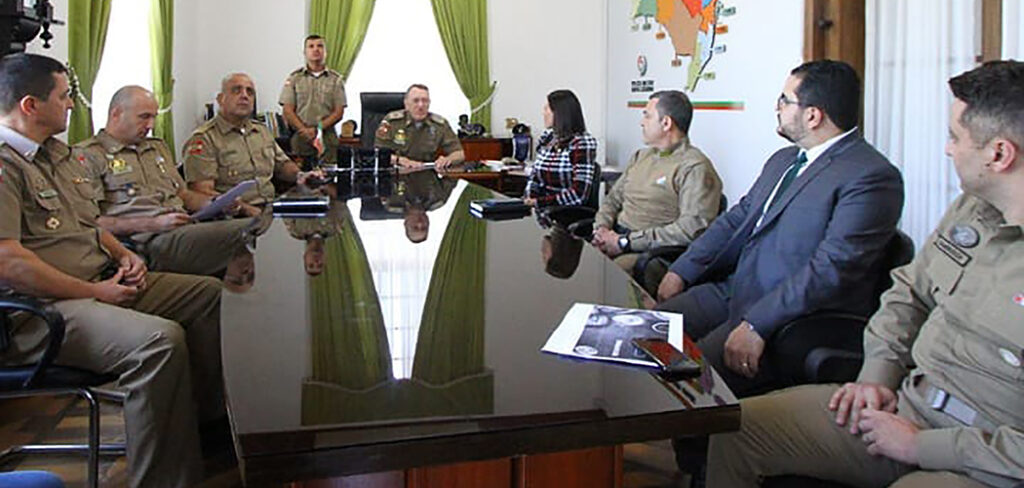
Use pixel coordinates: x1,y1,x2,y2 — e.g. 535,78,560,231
376,121,391,139
384,110,405,121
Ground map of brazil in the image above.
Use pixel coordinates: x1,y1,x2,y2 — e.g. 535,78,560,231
631,0,736,91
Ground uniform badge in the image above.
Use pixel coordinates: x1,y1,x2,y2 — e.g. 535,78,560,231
188,139,205,156
376,121,391,139
949,225,979,248
655,175,667,185
76,154,87,166
109,158,131,175
1013,293,1024,307
45,216,61,230
37,188,58,199
394,129,407,146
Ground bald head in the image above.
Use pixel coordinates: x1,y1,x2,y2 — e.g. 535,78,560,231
106,85,158,145
108,85,154,115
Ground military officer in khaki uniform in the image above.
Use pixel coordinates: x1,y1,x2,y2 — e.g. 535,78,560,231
183,73,303,217
279,34,347,164
77,86,256,277
707,61,1024,488
592,91,722,284
374,84,465,169
0,54,222,488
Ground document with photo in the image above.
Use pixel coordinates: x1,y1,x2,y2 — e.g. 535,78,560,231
541,303,683,368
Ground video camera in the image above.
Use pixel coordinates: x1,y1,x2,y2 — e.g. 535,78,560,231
1,0,63,57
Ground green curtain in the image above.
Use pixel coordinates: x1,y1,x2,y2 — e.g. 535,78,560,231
149,0,175,159
67,0,113,144
410,184,491,383
309,0,377,79
306,207,392,390
430,0,496,126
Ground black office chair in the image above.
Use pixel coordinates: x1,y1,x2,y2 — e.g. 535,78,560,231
632,194,729,295
541,164,603,238
758,230,916,488
0,293,126,488
764,229,915,388
359,92,406,148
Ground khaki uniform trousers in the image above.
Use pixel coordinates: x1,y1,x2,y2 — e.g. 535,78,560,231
290,129,338,164
3,272,222,488
143,218,255,277
707,384,988,488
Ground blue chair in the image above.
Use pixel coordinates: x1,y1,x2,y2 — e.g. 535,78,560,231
0,471,65,488
0,293,126,488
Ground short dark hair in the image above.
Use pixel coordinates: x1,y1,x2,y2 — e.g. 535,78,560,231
790,60,860,131
0,53,68,114
304,34,324,44
948,60,1024,147
650,90,693,135
547,89,587,139
406,84,429,96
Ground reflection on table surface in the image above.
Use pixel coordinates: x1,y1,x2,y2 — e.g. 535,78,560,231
222,169,737,459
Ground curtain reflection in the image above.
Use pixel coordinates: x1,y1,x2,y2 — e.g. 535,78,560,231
301,180,495,425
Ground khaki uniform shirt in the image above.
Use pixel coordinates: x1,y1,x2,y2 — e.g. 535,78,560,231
857,195,1023,486
374,110,462,163
182,114,291,206
595,140,722,252
278,67,347,128
0,134,110,282
77,130,185,219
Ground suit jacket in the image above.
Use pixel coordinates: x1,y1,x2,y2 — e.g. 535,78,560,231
668,132,905,338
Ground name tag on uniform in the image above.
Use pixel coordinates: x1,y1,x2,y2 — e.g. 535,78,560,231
37,188,58,198
934,235,971,267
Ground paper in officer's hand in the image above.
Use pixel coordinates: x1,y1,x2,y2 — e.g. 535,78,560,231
191,180,257,222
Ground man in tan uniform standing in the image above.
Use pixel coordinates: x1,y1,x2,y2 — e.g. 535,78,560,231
591,90,722,281
0,54,221,488
183,73,303,217
375,84,465,169
707,61,1024,488
279,34,347,164
78,85,255,277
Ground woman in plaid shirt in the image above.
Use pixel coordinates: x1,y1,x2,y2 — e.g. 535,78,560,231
524,90,599,209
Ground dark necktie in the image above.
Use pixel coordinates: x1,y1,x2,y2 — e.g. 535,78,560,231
767,151,807,210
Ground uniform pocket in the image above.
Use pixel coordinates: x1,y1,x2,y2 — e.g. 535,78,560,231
926,257,964,297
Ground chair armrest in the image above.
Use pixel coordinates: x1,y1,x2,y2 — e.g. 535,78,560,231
543,205,597,229
767,313,867,386
0,294,67,389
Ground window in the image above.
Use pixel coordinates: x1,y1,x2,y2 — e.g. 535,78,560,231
90,0,153,132
343,0,469,133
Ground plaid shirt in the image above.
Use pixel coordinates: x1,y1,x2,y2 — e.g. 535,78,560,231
525,129,598,208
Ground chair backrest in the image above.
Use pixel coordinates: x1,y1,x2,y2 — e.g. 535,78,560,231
871,230,915,309
586,164,602,209
360,92,406,148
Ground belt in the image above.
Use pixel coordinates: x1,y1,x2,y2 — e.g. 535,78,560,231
917,376,978,426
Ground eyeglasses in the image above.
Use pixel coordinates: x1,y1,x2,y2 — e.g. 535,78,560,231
776,93,802,108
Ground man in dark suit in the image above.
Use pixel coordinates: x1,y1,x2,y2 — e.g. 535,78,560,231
656,60,905,396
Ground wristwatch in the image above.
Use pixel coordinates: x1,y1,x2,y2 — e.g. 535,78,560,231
618,234,631,252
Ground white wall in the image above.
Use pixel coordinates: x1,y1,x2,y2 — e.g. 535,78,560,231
177,0,307,151
488,0,608,161
605,0,805,203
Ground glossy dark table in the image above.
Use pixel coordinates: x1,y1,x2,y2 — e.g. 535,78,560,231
221,171,739,486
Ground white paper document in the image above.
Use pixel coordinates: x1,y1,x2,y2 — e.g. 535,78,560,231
541,303,684,368
191,179,257,222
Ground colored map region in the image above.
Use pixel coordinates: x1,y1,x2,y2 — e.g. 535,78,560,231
631,0,732,91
